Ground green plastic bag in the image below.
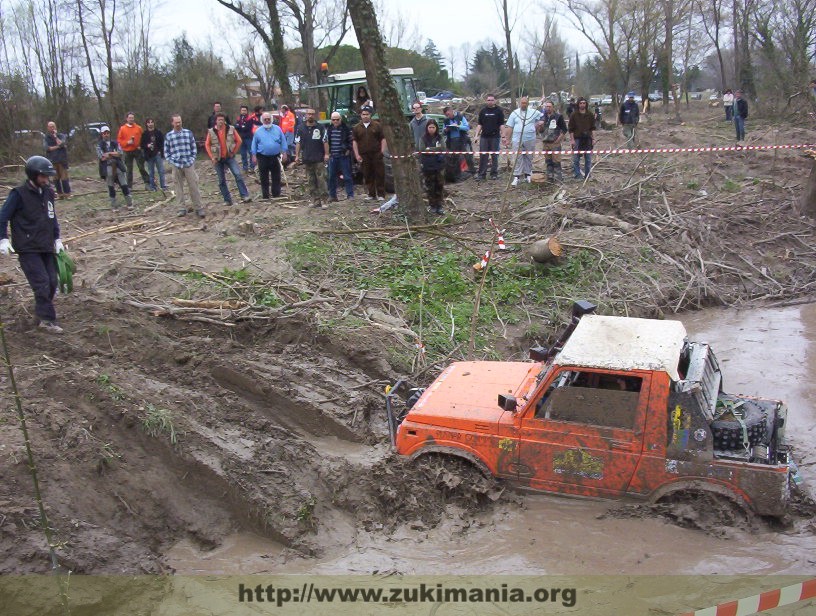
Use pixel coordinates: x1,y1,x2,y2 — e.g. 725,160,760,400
56,250,76,294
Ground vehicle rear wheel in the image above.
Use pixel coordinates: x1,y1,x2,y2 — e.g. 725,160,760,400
655,489,753,535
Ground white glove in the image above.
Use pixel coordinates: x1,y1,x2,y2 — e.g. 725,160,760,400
0,238,13,256
54,239,65,253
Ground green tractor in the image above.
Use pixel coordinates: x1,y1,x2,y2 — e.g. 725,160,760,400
310,67,446,191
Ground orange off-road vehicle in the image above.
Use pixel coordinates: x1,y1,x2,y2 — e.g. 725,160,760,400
387,301,801,517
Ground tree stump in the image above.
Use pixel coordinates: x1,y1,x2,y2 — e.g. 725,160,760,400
529,237,563,263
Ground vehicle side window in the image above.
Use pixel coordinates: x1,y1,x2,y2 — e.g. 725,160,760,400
535,370,642,430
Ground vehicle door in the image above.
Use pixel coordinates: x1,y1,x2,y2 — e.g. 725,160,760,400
515,368,651,498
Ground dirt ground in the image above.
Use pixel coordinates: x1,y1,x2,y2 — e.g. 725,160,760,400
1,103,815,583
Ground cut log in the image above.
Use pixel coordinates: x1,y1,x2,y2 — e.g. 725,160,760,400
529,237,564,263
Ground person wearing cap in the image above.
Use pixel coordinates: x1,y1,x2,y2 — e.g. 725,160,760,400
0,156,65,333
352,107,387,201
164,114,205,217
733,89,748,142
619,92,640,145
97,126,134,210
279,104,296,159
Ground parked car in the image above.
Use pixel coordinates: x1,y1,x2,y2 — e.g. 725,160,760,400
68,122,107,142
386,300,800,519
709,91,721,101
432,90,455,100
600,95,613,106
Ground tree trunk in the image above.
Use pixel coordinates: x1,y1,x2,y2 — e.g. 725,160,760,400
217,1,292,105
265,0,293,104
502,0,518,107
347,0,426,223
800,159,816,217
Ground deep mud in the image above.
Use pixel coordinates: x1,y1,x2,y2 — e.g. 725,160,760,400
1,106,815,581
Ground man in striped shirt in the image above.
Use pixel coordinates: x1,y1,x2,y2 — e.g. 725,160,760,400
164,114,205,218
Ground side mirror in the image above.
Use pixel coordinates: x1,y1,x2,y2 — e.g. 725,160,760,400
498,394,517,412
529,346,548,361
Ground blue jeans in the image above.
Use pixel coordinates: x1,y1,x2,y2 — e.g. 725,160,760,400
239,140,253,171
734,115,745,141
327,155,354,198
285,132,296,157
145,155,167,189
214,157,249,203
572,137,592,178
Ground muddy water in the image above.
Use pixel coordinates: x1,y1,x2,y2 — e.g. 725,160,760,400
166,303,816,575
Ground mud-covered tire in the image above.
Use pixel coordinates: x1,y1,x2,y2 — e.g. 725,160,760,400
414,453,502,506
655,489,753,534
711,398,771,450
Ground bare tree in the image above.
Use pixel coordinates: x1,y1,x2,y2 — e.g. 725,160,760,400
695,0,729,91
496,0,520,107
216,0,294,104
562,0,637,102
280,0,350,106
347,0,425,222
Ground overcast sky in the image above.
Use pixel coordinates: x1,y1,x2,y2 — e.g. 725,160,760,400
155,0,570,77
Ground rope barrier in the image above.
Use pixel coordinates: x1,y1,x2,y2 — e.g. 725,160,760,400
388,143,816,159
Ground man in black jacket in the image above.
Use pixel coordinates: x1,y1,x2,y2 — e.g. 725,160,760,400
475,94,505,180
0,156,65,333
734,89,748,142
140,118,168,191
619,92,640,145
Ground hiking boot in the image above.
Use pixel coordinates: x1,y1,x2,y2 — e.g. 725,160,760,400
511,176,520,187
110,198,119,209
195,208,206,218
241,195,252,203
38,320,64,334
489,174,499,180
177,208,188,217
125,195,134,209
363,195,374,202
475,175,485,181
328,196,339,203
225,201,233,207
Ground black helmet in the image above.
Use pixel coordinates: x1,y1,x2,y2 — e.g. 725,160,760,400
25,155,57,181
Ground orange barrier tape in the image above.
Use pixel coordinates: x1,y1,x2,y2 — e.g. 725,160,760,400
679,578,816,616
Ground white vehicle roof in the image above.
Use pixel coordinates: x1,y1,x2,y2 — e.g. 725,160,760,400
328,67,414,82
556,315,686,381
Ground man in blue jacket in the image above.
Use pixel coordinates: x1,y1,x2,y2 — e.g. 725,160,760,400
251,112,289,199
442,106,475,177
0,156,65,333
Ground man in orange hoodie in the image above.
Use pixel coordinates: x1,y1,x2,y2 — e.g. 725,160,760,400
279,104,296,160
117,112,150,189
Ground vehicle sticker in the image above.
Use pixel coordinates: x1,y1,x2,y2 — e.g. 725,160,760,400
553,449,604,480
693,428,707,442
498,438,515,452
665,459,679,474
671,404,691,448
